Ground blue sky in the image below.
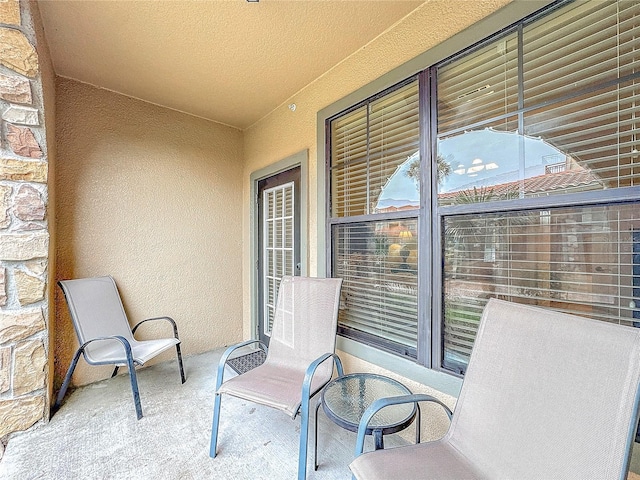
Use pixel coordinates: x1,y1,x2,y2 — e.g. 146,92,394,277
376,129,567,210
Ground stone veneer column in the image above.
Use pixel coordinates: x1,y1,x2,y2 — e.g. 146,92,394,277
0,0,50,446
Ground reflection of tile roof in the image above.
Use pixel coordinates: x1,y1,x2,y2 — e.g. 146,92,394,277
375,204,420,213
438,168,603,200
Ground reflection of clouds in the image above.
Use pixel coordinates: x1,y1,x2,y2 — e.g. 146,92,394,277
438,129,569,194
373,129,575,212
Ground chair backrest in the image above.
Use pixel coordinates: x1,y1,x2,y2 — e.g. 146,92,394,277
447,298,640,479
59,276,134,361
266,276,343,382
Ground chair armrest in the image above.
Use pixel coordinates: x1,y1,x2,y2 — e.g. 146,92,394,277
303,353,344,398
295,353,344,418
132,316,180,339
353,393,453,457
79,335,134,366
215,340,268,390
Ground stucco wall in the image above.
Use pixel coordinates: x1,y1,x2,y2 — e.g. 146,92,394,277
55,78,243,387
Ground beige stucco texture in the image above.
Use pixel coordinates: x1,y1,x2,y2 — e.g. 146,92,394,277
55,78,243,387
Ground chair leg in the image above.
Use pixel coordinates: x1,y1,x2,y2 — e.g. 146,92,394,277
176,343,186,384
298,392,311,480
51,348,83,415
124,353,143,420
111,366,119,378
209,392,222,458
314,398,322,471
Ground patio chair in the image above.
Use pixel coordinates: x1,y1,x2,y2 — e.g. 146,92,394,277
54,276,186,420
350,298,640,480
209,275,344,480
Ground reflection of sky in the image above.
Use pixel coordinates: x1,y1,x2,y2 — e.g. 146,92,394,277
374,129,568,210
438,129,565,193
376,152,420,210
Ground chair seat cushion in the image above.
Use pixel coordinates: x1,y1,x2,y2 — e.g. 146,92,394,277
218,362,325,418
349,438,485,480
85,337,179,366
130,338,180,365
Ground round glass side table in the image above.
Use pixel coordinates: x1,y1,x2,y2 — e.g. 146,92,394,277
313,373,417,469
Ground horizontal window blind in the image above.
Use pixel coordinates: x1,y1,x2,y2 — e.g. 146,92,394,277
436,1,639,207
331,106,368,217
329,79,420,355
525,80,640,188
438,32,518,135
523,1,639,107
331,80,420,217
333,219,418,355
523,0,640,189
436,0,640,374
442,202,640,374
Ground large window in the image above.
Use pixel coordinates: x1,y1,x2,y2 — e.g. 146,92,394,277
327,0,640,374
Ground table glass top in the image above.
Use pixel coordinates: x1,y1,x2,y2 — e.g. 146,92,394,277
322,373,415,429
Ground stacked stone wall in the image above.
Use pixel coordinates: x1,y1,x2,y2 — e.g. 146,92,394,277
0,0,49,442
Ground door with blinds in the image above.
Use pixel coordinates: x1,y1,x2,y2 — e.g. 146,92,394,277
257,167,301,346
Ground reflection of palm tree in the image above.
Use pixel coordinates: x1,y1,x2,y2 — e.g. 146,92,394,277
406,154,451,186
452,185,509,204
445,186,524,245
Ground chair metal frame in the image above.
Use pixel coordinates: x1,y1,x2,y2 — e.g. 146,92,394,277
54,277,186,420
349,298,640,480
209,275,343,480
353,393,453,459
210,340,343,480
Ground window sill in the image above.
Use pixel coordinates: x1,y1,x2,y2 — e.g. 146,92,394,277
336,336,463,398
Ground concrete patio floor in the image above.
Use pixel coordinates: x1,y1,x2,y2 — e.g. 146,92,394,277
0,348,407,480
4,347,640,480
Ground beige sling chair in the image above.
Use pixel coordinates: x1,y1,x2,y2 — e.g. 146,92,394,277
350,298,640,480
54,276,185,420
209,275,343,480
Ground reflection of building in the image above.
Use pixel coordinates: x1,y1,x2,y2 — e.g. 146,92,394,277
373,130,605,213
374,154,603,211
438,167,603,206
374,201,420,213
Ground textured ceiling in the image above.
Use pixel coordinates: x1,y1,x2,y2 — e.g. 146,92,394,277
37,0,424,129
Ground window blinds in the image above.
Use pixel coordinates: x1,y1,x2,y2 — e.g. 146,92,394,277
437,0,640,374
333,219,419,356
329,79,420,355
438,1,639,194
442,203,640,373
331,81,420,217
